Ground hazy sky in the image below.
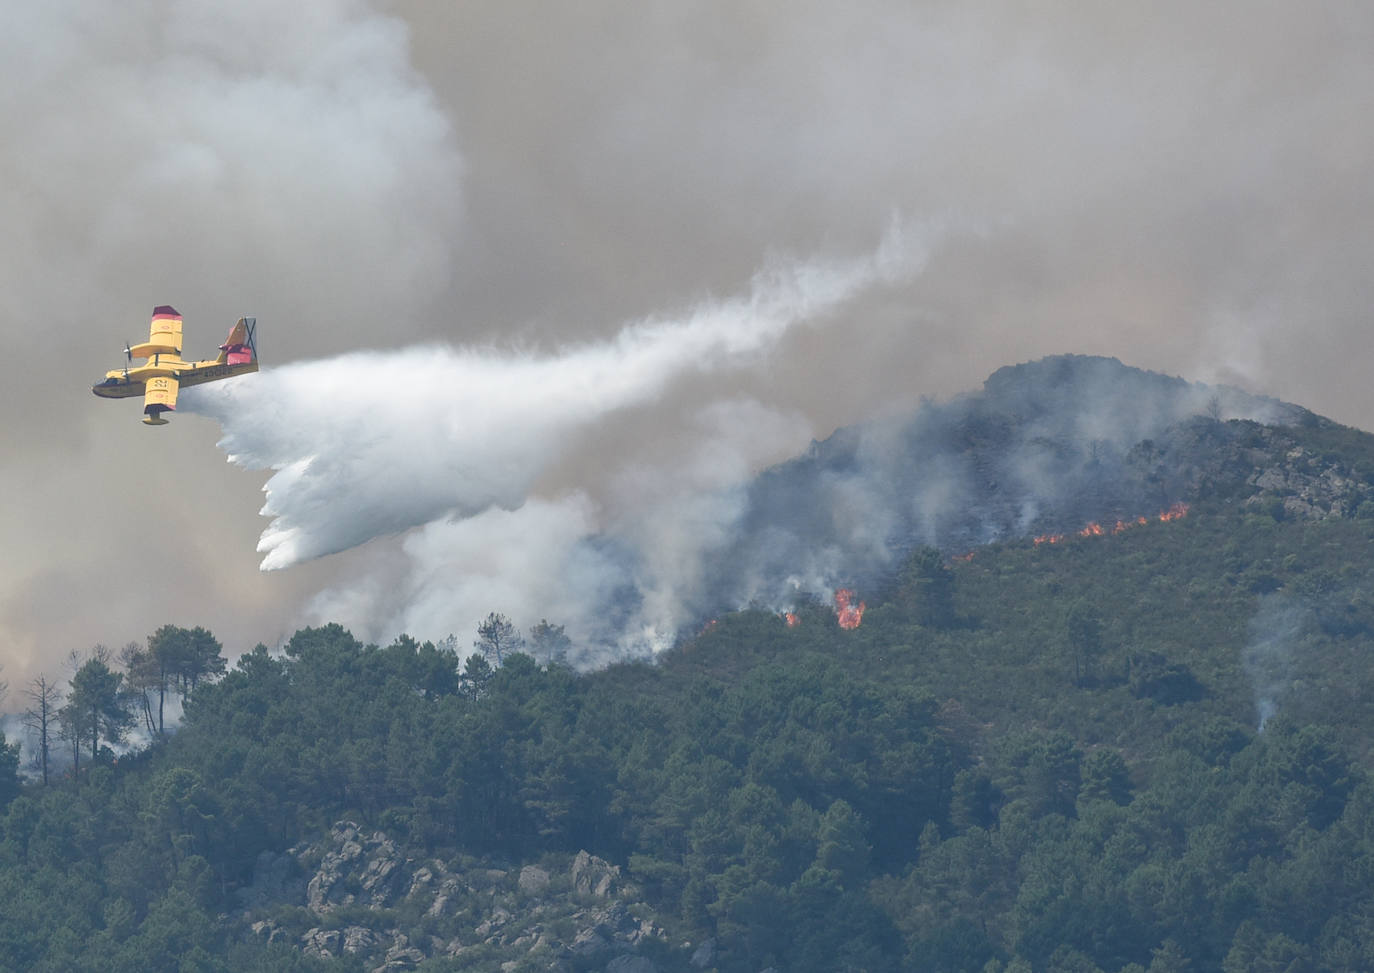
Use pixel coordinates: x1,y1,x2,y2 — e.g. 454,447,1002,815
3,1,1372,682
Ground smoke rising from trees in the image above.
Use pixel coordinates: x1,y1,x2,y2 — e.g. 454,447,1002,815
1244,593,1310,732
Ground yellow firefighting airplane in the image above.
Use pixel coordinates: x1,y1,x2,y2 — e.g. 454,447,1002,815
92,306,258,425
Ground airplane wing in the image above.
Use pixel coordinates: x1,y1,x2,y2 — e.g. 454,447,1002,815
129,306,183,359
142,375,179,425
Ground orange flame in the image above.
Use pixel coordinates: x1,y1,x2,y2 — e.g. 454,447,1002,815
1035,503,1189,548
1159,501,1190,521
835,588,866,629
953,551,976,562
784,611,799,628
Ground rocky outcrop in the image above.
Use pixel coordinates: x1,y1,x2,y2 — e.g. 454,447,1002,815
301,924,381,958
302,821,411,913
1241,439,1374,521
571,849,620,897
239,820,673,973
519,863,551,894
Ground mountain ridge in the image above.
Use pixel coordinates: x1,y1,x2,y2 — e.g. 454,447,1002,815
703,354,1361,614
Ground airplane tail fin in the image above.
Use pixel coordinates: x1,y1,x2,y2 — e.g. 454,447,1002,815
217,317,257,365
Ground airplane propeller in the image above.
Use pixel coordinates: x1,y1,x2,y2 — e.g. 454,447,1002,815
124,342,133,362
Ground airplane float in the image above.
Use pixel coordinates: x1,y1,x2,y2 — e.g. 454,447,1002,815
92,306,258,424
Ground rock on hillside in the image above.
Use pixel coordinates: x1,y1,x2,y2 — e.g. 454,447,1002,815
239,821,675,972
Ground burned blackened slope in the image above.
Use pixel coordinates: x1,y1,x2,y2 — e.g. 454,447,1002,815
709,355,1308,608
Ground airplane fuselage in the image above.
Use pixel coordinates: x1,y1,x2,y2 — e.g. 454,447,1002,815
91,356,257,397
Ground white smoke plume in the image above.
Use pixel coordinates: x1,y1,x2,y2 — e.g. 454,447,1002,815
1243,593,1310,732
183,227,928,655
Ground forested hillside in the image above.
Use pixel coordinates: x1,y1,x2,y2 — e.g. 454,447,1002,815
6,401,1374,970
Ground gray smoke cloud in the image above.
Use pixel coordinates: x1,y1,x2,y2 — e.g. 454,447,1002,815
3,1,1374,682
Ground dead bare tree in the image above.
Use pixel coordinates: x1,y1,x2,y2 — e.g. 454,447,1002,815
21,675,60,786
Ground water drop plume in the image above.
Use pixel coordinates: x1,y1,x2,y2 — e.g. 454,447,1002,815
187,224,929,587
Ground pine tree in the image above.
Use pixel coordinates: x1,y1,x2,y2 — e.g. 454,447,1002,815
475,612,523,665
